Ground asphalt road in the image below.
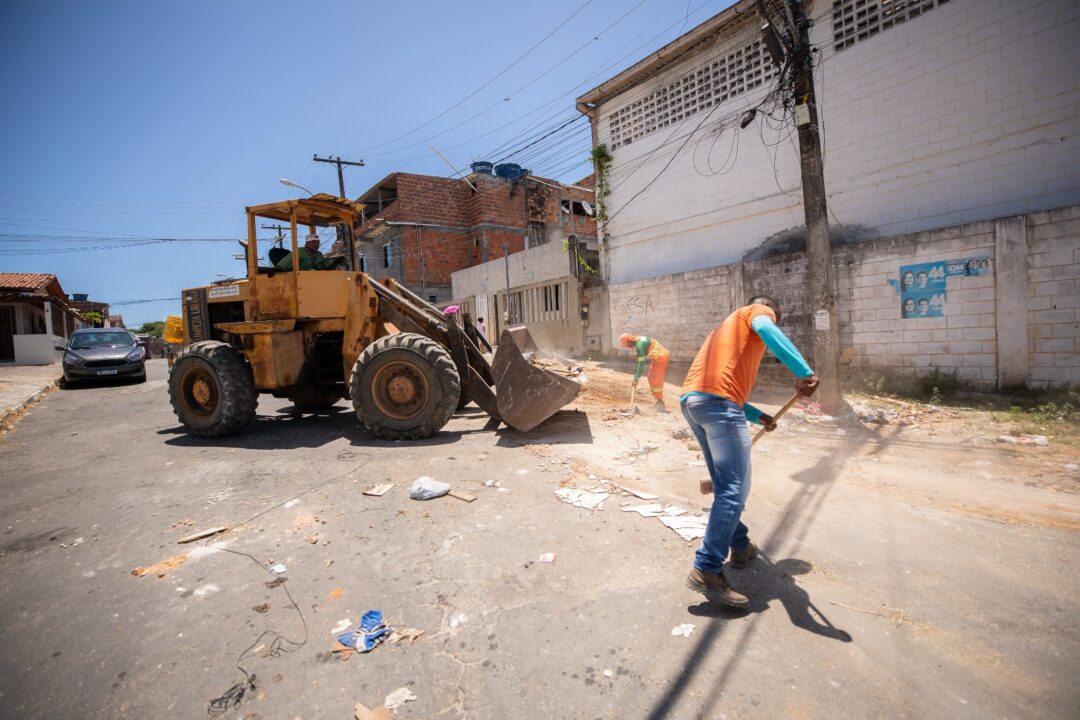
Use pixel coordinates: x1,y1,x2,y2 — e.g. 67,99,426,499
0,359,1077,719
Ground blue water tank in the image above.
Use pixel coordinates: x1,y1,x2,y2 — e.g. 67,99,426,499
494,163,523,180
471,161,494,175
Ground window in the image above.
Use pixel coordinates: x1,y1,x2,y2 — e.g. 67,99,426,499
383,243,391,268
543,284,561,313
607,37,778,150
358,253,367,273
428,294,437,302
832,0,949,52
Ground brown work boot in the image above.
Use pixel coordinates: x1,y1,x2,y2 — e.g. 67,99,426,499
730,542,758,569
685,568,749,607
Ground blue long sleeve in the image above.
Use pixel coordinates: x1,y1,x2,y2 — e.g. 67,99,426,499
751,316,815,378
743,402,765,424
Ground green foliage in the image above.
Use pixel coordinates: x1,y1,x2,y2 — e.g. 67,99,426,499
917,369,959,400
137,321,166,338
590,144,613,226
82,311,103,324
561,238,597,275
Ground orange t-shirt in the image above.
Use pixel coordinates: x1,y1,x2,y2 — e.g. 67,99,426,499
680,304,777,406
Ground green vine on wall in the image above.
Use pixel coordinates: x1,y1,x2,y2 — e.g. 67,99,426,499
591,144,613,227
562,238,597,275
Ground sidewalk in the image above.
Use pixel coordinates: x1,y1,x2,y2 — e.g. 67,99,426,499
0,364,62,430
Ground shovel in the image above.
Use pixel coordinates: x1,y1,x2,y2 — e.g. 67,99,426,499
752,393,801,445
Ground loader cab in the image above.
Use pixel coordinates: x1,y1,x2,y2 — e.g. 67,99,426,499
240,195,364,322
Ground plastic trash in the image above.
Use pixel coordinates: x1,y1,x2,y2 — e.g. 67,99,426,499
671,623,695,637
338,609,391,653
410,476,450,500
385,687,417,711
269,563,287,574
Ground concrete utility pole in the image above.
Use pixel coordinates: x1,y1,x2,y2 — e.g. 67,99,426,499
789,0,841,409
758,0,841,408
504,244,512,326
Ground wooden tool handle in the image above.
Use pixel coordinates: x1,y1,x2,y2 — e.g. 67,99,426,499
752,393,801,445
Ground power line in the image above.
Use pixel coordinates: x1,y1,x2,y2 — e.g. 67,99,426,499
347,0,598,156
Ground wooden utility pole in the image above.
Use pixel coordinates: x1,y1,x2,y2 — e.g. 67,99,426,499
261,223,288,248
313,154,366,272
789,0,841,409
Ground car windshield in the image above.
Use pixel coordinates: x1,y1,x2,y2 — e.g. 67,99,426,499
70,332,135,350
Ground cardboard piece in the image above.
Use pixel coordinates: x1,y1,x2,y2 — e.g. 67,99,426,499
448,489,477,503
364,483,394,497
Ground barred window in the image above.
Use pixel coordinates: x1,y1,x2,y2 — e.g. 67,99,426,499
607,38,778,150
832,0,950,52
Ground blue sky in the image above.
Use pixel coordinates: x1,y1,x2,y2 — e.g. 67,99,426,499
0,0,732,326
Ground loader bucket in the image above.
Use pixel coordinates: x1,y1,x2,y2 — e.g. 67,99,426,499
491,328,581,432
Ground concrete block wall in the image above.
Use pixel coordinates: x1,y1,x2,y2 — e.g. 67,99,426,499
1027,206,1080,386
602,204,1080,390
593,0,1080,287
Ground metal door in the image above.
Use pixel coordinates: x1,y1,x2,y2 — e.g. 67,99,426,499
0,306,15,361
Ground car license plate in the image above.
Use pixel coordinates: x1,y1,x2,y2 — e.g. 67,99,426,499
97,369,118,376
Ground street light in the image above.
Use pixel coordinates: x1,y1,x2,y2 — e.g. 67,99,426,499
279,178,314,195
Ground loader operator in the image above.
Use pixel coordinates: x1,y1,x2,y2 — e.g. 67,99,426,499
680,295,818,608
275,234,342,271
619,333,669,410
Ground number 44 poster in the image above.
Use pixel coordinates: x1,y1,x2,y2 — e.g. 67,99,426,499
899,261,946,318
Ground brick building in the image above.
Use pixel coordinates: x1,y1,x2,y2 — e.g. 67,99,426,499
353,169,596,304
0,273,86,364
574,0,1079,388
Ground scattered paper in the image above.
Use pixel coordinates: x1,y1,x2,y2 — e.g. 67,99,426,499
331,618,353,634
283,499,299,509
553,488,609,511
671,623,695,637
603,669,614,678
688,460,706,467
384,687,417,711
364,483,394,497
269,563,287,574
538,552,556,563
664,505,688,517
621,503,664,517
617,486,659,500
659,515,709,542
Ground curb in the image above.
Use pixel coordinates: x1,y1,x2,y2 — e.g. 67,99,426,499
0,378,61,430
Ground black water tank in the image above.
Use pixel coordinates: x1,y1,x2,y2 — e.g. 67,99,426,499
471,161,494,175
494,163,524,180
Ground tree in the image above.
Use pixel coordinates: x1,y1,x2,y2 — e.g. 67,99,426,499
137,321,166,338
82,311,103,327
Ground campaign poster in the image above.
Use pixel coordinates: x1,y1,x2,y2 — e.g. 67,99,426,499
899,261,946,319
901,290,946,319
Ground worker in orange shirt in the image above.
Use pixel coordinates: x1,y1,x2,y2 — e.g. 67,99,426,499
680,295,818,607
619,333,670,410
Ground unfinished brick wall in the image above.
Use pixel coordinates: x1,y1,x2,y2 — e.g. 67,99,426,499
603,205,1080,389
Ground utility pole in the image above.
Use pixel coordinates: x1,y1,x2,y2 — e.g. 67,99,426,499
758,0,842,409
312,154,366,199
503,244,512,326
261,223,289,248
313,154,365,272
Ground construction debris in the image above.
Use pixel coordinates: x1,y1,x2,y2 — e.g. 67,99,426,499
131,554,187,578
355,702,392,720
553,487,609,511
659,515,709,542
538,552,557,563
177,526,228,544
364,483,394,497
997,434,1049,446
448,489,477,503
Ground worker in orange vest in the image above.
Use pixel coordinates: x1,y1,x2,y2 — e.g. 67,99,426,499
619,333,670,410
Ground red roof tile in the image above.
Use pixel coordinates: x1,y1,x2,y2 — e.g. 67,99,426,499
0,273,69,302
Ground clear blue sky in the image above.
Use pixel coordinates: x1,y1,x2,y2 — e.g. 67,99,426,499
0,0,732,326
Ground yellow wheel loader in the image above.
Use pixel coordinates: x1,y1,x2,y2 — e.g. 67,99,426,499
167,195,580,440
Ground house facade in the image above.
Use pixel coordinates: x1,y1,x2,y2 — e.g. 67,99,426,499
576,0,1080,388
354,170,597,305
0,273,86,365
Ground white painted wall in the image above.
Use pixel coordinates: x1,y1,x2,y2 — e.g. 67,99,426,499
597,0,1080,285
13,334,62,365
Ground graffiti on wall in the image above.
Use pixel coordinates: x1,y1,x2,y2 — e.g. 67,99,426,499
891,256,992,319
624,295,655,319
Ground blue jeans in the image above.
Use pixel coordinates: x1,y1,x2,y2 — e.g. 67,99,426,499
681,395,752,574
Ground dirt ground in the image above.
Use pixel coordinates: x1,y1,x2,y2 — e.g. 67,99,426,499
1,359,1078,719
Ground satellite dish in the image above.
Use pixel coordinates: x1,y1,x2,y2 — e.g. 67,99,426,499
582,200,594,216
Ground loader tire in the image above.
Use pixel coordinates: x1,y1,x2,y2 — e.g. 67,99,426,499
169,341,257,438
286,385,342,412
350,333,460,440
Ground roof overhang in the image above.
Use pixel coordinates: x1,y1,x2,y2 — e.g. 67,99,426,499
246,194,364,226
576,0,760,113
